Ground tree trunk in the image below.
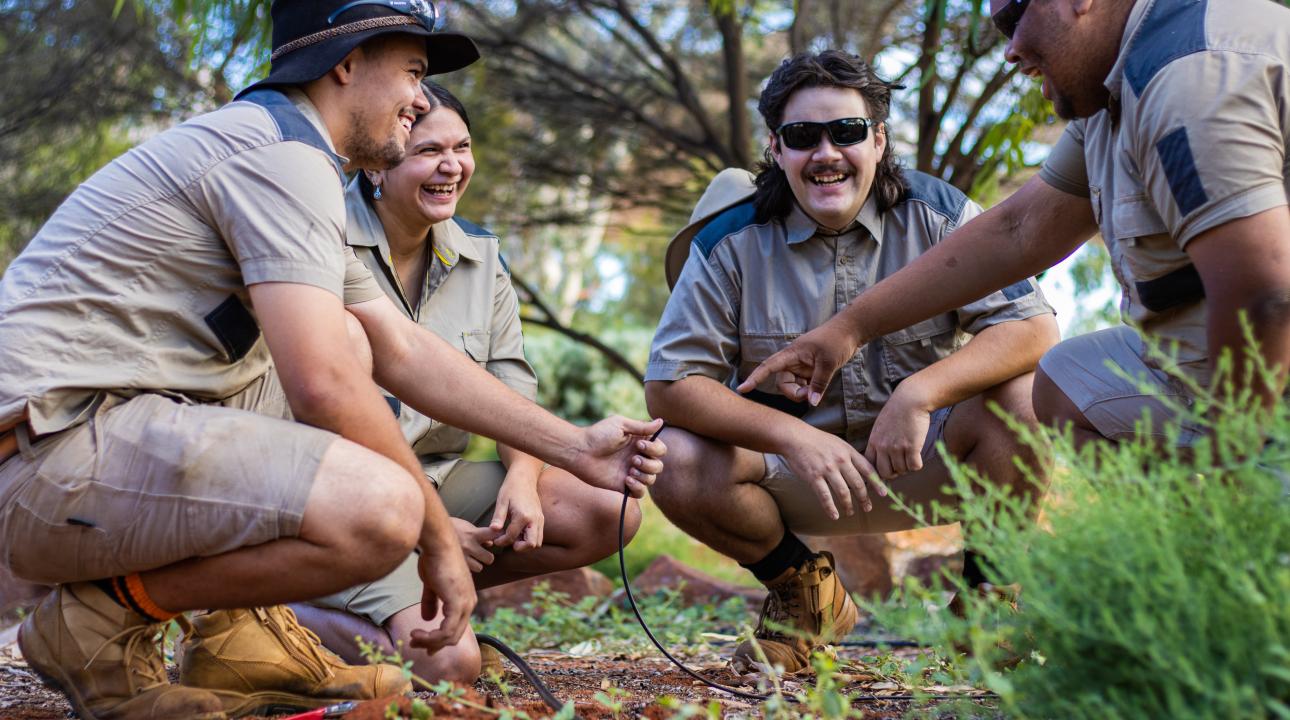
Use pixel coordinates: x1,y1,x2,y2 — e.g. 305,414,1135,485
915,0,945,173
715,8,751,169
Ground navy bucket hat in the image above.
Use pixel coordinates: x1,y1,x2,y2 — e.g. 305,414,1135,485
238,0,479,98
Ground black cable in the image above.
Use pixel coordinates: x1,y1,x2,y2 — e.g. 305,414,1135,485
477,423,967,711
474,633,569,713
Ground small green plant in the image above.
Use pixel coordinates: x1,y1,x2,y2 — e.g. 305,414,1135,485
593,679,630,719
867,338,1290,719
474,582,750,655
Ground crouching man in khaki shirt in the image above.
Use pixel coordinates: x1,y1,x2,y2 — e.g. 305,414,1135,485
645,51,1059,673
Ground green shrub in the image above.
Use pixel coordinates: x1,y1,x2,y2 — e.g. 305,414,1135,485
869,353,1290,719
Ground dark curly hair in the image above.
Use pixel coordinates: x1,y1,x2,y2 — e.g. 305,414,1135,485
359,80,472,203
753,50,907,224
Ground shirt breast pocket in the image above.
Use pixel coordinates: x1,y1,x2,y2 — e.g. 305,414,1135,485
738,332,811,417
881,315,957,387
459,330,491,365
1110,195,1202,313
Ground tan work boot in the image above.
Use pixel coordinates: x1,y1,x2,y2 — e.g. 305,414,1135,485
18,583,226,719
731,552,859,674
479,643,505,678
179,606,410,717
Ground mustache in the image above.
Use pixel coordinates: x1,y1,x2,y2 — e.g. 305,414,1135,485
804,163,853,175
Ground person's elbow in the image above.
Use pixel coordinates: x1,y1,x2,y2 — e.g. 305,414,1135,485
283,354,369,424
646,379,692,424
1029,312,1062,354
1243,284,1290,330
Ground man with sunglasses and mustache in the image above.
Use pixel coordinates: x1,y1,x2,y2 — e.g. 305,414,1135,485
0,0,666,717
743,0,1290,449
645,50,1058,673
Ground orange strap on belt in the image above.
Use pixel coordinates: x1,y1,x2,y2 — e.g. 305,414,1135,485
0,430,16,465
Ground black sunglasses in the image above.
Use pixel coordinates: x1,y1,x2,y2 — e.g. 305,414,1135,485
992,0,1031,39
775,117,875,151
328,0,438,32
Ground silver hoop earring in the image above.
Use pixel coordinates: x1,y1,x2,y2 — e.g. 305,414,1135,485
373,184,383,201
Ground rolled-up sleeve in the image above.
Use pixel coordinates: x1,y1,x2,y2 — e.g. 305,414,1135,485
646,244,741,384
1038,122,1091,198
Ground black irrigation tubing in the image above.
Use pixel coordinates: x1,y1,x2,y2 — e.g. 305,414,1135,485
480,422,996,710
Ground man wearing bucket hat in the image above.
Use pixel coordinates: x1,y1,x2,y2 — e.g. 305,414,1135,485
0,1,664,717
645,50,1058,673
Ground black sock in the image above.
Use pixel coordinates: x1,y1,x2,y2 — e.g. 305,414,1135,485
962,550,995,588
742,531,814,583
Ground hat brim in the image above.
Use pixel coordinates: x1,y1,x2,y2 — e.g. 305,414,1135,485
665,170,757,290
238,28,480,98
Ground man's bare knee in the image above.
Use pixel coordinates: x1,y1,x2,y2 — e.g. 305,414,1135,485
345,311,374,376
984,372,1039,428
648,428,708,510
302,440,423,581
387,607,481,684
1033,365,1084,429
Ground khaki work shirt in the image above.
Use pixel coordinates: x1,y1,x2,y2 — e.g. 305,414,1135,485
0,88,380,435
1040,0,1290,383
647,171,1054,447
343,179,537,463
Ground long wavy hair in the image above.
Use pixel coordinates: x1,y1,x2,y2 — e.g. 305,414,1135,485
753,51,907,224
359,80,472,203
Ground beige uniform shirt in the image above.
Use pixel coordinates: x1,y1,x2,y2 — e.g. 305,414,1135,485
1040,0,1290,383
0,88,381,435
343,179,537,463
647,170,1054,448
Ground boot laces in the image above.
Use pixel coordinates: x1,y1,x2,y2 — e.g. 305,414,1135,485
84,623,168,695
755,583,806,642
256,606,330,681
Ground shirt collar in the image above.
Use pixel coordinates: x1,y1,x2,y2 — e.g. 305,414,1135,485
1103,0,1156,104
282,87,350,166
343,177,486,268
784,194,884,245
429,219,486,267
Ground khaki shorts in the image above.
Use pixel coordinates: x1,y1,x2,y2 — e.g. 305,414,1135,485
1038,326,1202,444
762,405,956,536
0,388,333,585
309,459,506,626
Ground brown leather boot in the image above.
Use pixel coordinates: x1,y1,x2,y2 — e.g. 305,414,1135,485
731,551,859,674
179,606,410,717
18,583,226,719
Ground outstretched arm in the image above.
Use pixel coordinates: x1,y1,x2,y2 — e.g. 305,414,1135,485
739,176,1096,403
348,294,665,497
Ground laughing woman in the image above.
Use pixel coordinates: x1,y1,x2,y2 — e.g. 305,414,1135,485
291,81,643,683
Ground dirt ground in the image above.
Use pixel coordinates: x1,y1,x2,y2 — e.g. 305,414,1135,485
0,632,997,719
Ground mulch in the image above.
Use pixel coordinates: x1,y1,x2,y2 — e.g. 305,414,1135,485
0,630,997,719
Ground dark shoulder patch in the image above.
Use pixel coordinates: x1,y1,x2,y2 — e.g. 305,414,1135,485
1125,0,1209,96
900,170,969,223
692,200,758,259
454,217,507,270
238,89,343,175
454,217,498,239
